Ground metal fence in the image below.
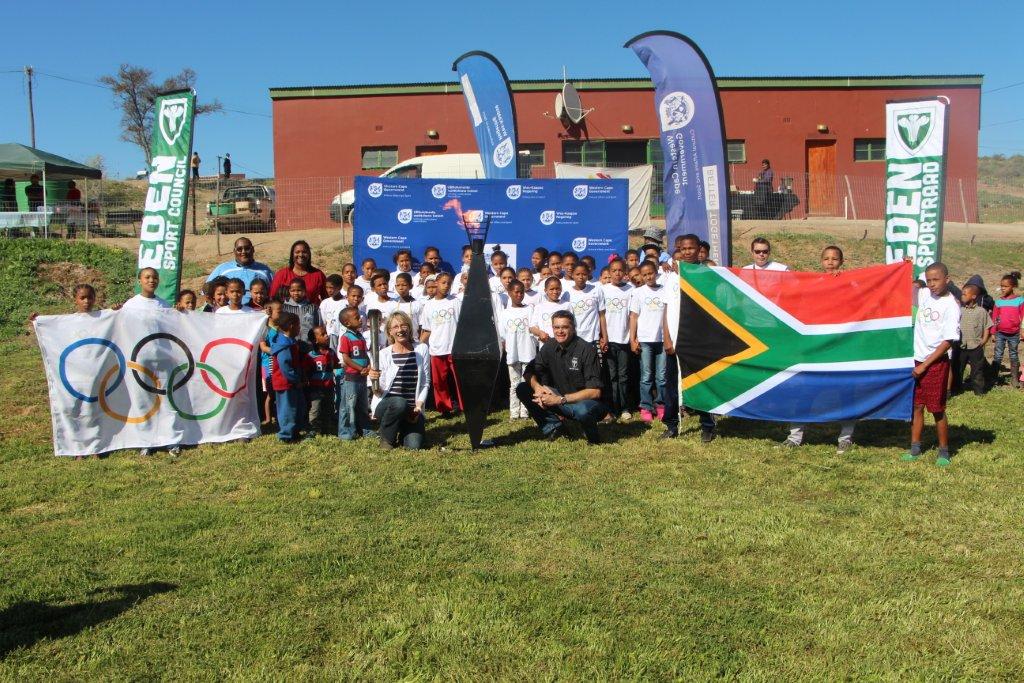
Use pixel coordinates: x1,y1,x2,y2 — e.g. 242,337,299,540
6,166,1022,241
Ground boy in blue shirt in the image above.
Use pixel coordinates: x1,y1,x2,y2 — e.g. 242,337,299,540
271,312,307,442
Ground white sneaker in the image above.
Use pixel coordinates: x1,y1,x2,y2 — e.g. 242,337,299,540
169,446,181,456
138,448,153,457
620,411,632,421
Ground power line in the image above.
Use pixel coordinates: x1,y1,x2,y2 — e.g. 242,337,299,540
981,117,1024,128
33,69,273,118
983,80,1024,95
222,109,272,120
35,70,108,90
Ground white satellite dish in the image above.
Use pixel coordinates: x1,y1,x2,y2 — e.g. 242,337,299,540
554,92,566,120
562,82,588,124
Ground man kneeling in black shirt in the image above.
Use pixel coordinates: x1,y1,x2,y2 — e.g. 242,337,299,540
516,311,609,443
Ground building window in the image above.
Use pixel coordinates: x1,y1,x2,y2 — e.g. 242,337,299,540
727,140,747,164
517,143,545,177
361,146,398,170
854,139,886,161
415,145,448,157
562,140,606,166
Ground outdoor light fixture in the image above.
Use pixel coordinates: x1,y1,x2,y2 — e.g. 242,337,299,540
426,129,439,139
621,124,633,133
816,124,829,133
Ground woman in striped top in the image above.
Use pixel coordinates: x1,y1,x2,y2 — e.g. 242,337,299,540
368,311,431,450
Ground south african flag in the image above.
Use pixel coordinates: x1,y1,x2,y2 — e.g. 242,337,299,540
677,261,914,422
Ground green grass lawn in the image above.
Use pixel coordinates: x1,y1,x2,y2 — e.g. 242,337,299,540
2,238,1024,678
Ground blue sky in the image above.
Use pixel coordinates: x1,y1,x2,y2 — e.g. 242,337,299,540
2,0,1021,178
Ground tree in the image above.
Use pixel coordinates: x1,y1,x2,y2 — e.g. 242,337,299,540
100,64,222,164
83,154,106,174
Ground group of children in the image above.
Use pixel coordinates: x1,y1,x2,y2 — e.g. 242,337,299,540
241,239,716,445
48,235,1024,464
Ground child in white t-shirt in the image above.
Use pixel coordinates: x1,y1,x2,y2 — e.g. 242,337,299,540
122,267,171,311
517,267,541,306
392,272,424,339
419,272,463,416
389,249,415,294
214,278,249,315
365,273,397,346
566,263,607,346
499,280,536,420
122,268,178,457
602,258,635,419
353,257,376,295
629,261,670,423
529,276,570,343
319,273,347,348
904,262,961,466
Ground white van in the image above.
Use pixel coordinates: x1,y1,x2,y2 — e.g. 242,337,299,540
329,153,484,223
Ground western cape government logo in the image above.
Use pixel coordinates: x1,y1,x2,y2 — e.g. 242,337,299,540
367,182,383,198
571,237,588,252
431,184,447,199
158,97,189,146
366,234,383,249
539,210,555,226
506,184,522,200
572,185,589,200
493,138,514,168
658,91,695,132
895,110,934,154
396,209,413,224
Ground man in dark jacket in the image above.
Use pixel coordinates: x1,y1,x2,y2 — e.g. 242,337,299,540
516,310,608,443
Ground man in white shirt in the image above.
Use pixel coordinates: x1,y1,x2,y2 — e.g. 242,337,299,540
742,237,788,271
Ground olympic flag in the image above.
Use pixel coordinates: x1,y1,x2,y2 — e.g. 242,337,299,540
34,309,266,456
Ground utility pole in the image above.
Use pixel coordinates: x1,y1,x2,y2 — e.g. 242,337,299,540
25,66,36,147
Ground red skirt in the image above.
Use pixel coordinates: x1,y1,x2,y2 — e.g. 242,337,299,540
913,358,950,413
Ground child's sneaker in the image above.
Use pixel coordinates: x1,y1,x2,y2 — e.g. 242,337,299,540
900,452,920,462
836,438,853,454
639,408,654,423
656,405,665,420
936,456,952,467
620,411,632,421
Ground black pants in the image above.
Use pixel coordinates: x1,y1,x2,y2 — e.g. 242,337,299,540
955,345,988,395
665,351,714,434
605,342,631,414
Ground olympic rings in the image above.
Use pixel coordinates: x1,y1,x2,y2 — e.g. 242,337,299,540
431,308,456,322
130,333,194,395
59,337,125,403
167,362,228,420
58,333,251,423
98,361,161,424
199,338,253,398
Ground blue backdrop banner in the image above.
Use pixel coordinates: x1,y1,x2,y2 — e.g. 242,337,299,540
353,177,628,269
626,31,732,265
452,51,519,180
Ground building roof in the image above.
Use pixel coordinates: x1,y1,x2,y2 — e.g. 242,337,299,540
269,75,983,100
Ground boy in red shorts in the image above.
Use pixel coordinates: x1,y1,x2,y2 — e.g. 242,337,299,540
903,262,961,467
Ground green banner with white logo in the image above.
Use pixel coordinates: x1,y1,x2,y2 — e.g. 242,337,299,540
137,89,196,303
884,98,949,280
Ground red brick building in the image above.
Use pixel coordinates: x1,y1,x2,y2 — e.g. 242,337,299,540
269,75,981,228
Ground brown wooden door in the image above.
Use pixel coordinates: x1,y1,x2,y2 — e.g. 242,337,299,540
806,141,837,216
